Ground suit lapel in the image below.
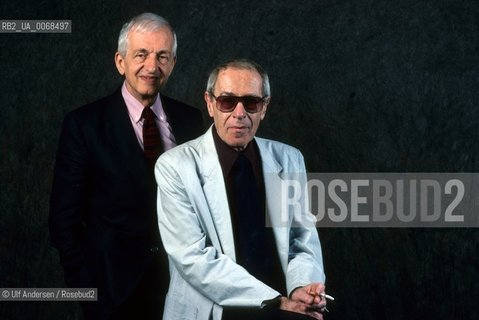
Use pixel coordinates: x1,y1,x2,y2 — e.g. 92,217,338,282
103,89,150,181
256,138,283,175
256,139,290,271
161,94,191,144
199,127,237,260
257,139,285,226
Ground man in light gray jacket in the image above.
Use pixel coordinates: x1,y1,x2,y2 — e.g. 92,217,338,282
156,59,328,320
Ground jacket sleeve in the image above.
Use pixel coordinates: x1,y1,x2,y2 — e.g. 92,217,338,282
49,113,92,288
284,150,326,295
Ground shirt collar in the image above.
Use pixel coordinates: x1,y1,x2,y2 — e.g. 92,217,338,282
121,81,167,122
212,125,258,177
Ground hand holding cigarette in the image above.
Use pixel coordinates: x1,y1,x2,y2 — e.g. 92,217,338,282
308,289,334,300
291,283,333,314
319,292,335,301
307,290,335,313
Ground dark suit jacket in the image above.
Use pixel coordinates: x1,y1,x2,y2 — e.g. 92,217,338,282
49,88,203,316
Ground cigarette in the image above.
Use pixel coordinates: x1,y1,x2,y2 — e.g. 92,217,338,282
320,293,335,301
308,290,335,301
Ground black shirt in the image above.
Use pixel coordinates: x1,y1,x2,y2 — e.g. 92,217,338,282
212,126,286,295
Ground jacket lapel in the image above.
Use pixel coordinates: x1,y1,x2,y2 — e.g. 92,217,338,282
256,138,285,222
161,94,196,145
199,127,237,260
103,89,150,181
256,139,290,271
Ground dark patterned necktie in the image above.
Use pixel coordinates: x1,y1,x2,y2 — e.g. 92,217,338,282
141,107,163,169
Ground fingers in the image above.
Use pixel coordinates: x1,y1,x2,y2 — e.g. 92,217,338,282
292,283,327,305
279,297,326,320
306,310,324,320
307,283,332,306
307,283,326,296
291,286,315,305
299,301,325,320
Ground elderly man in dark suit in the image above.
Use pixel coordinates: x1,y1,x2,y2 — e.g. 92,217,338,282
49,13,203,320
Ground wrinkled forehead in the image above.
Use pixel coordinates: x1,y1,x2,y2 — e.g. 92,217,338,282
126,27,175,51
215,68,263,95
127,25,174,42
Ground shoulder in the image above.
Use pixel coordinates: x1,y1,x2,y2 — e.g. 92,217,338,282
256,137,303,158
160,94,204,142
65,88,123,122
155,134,208,186
58,89,128,142
161,94,202,117
255,137,306,172
158,134,205,166
156,127,217,173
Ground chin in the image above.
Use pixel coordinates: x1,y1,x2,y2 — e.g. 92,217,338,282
231,139,250,148
140,89,160,97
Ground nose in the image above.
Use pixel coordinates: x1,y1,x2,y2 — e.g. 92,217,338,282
232,102,247,119
144,55,159,72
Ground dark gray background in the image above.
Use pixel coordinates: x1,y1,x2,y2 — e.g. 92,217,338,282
1,0,479,319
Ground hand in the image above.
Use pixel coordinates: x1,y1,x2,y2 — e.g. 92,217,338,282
291,283,327,307
279,296,324,320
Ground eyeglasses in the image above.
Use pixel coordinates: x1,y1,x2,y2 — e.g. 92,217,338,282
210,93,268,113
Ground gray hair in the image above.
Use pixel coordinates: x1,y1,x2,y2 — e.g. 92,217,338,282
117,13,177,58
206,59,271,97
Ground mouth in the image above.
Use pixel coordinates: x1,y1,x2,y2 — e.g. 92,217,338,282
228,125,249,133
139,75,159,82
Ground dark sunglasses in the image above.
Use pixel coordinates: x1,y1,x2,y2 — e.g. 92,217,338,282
210,93,268,113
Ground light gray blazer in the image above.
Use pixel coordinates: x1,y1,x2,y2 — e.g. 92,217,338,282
155,127,325,320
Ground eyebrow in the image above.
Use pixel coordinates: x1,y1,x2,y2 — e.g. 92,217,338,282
133,48,171,55
217,92,262,97
217,91,235,96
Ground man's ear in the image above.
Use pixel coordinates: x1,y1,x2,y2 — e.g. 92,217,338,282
260,97,270,120
204,91,215,118
114,52,125,75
